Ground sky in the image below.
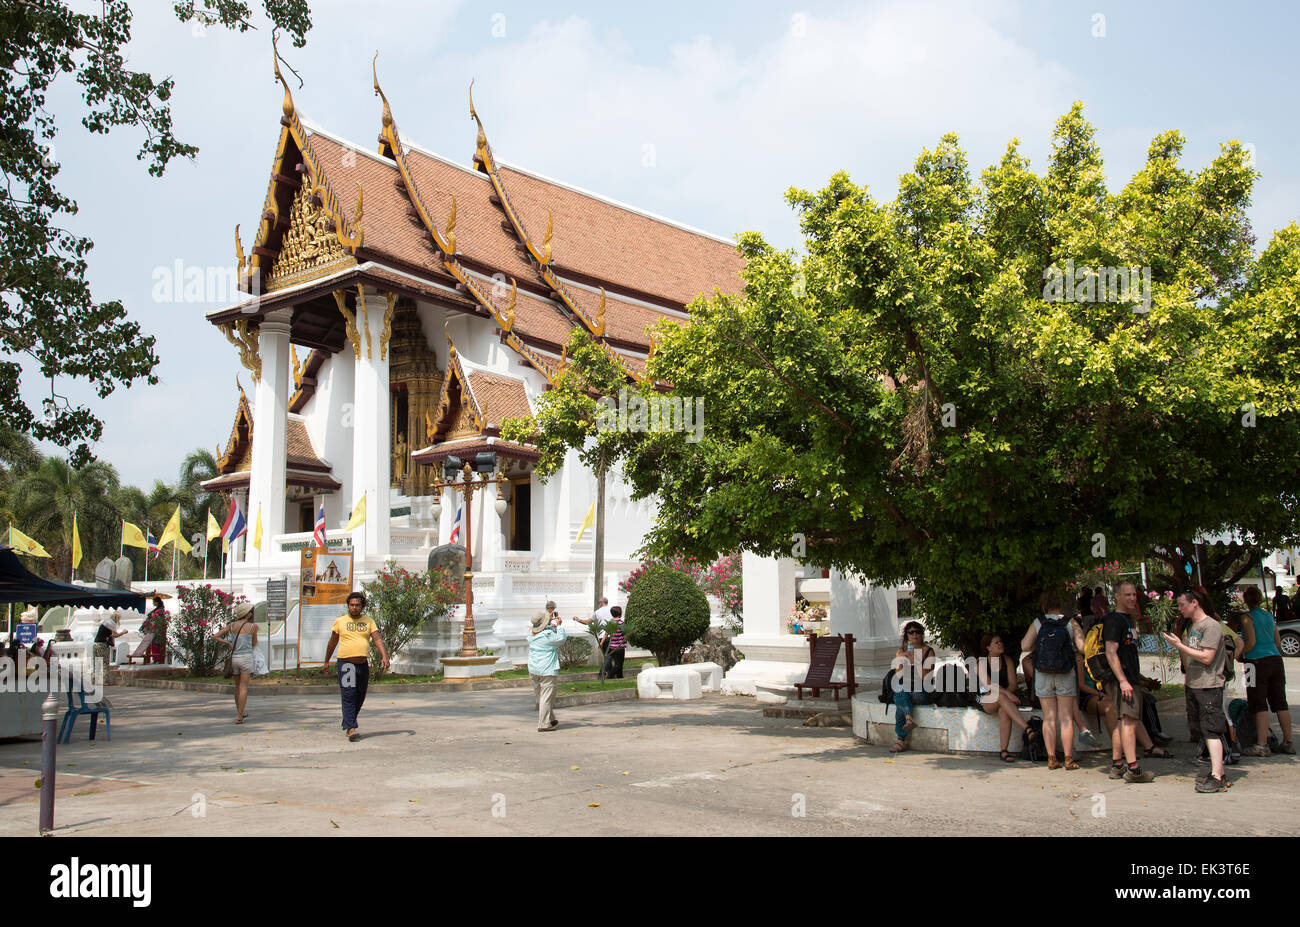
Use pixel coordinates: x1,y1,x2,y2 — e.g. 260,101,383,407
21,0,1300,489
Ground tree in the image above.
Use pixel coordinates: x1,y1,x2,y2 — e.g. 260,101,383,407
0,1,311,465
623,564,711,666
518,104,1300,654
10,454,119,579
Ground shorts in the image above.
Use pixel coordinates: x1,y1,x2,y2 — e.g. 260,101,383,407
1244,656,1288,714
231,653,255,675
1034,670,1078,699
1186,685,1228,741
1104,678,1142,721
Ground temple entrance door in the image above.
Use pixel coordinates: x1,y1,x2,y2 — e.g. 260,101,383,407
509,480,531,551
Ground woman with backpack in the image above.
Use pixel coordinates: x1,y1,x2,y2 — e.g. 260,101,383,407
976,633,1036,762
890,622,935,752
1021,590,1086,770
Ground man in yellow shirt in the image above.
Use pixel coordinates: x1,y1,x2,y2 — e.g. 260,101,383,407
322,592,390,741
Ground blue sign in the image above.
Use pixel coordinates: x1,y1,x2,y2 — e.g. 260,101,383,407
15,623,38,645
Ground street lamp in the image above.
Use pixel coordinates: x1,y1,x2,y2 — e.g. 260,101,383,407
431,454,509,658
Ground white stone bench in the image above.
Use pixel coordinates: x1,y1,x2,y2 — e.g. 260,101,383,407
637,664,715,700
851,694,1106,754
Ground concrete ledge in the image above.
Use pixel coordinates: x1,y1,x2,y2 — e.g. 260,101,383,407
554,688,639,708
851,694,1107,754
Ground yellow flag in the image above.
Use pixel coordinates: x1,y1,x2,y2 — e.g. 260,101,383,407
575,500,596,543
71,514,83,569
207,510,222,541
344,495,367,532
252,505,263,552
159,505,191,554
122,521,148,549
9,525,51,558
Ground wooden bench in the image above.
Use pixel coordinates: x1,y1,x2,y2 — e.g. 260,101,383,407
125,633,155,665
794,633,856,704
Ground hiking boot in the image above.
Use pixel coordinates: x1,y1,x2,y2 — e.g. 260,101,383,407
1276,741,1296,755
1195,776,1227,793
1107,763,1127,780
1243,744,1271,757
1123,766,1155,783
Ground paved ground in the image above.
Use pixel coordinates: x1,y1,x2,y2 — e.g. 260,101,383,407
1,680,1297,837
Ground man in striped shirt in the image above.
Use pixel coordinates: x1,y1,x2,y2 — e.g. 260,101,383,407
603,606,626,679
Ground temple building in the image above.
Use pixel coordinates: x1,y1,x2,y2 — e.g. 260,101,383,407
201,61,746,655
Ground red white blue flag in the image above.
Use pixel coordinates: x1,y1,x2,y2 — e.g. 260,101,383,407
313,501,327,548
220,497,247,542
450,505,462,544
147,530,161,560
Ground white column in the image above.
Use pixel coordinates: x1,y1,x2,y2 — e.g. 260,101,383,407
480,481,506,572
351,290,391,565
721,554,809,696
245,314,290,564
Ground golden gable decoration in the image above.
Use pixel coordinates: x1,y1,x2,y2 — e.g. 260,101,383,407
267,183,357,291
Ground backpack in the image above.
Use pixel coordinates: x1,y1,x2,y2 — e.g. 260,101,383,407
931,662,975,709
879,669,897,706
1021,717,1046,761
1084,622,1114,684
1035,615,1075,674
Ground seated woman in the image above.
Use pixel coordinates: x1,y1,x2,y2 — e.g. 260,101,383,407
890,622,934,753
977,633,1035,762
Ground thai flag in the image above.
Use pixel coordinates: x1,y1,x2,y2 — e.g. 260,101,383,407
313,502,327,548
220,497,247,542
450,505,462,544
147,531,161,559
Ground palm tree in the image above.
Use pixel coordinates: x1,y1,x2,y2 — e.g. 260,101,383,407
11,457,120,580
178,448,219,524
0,425,41,527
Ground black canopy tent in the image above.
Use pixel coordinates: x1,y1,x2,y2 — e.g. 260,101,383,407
0,546,147,611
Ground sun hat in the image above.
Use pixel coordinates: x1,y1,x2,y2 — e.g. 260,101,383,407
530,611,550,633
233,602,255,620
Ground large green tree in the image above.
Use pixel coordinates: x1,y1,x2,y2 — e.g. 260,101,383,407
0,0,310,465
512,104,1300,652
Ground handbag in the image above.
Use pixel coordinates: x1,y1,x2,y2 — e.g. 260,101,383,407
222,620,243,678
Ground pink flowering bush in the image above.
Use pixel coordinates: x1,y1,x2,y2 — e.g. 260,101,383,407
362,561,461,677
621,552,743,629
171,584,245,676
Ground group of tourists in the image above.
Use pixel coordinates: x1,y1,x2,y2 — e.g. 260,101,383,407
889,580,1293,793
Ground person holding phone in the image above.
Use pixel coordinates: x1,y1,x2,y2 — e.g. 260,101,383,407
890,622,935,752
529,609,566,732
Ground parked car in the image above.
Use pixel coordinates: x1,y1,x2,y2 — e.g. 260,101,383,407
1278,619,1300,658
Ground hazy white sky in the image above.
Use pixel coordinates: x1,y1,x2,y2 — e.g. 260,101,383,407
23,0,1300,488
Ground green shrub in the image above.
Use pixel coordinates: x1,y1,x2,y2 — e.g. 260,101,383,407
624,563,710,666
558,637,592,670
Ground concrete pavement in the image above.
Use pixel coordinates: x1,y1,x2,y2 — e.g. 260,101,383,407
1,681,1297,837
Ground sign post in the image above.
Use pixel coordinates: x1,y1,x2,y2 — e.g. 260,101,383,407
266,577,288,674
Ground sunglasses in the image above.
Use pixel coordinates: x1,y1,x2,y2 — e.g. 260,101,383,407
906,628,923,635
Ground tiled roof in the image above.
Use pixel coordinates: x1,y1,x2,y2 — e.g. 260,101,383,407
304,133,445,277
497,164,746,306
286,419,330,472
465,371,533,428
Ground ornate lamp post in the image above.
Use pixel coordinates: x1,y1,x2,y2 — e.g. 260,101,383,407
430,453,509,660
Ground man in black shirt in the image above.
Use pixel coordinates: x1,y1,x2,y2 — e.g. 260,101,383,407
1103,582,1154,783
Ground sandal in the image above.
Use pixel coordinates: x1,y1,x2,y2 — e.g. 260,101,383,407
1048,757,1061,770
1144,746,1175,759
998,749,1016,763
890,740,908,753
1064,758,1080,770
